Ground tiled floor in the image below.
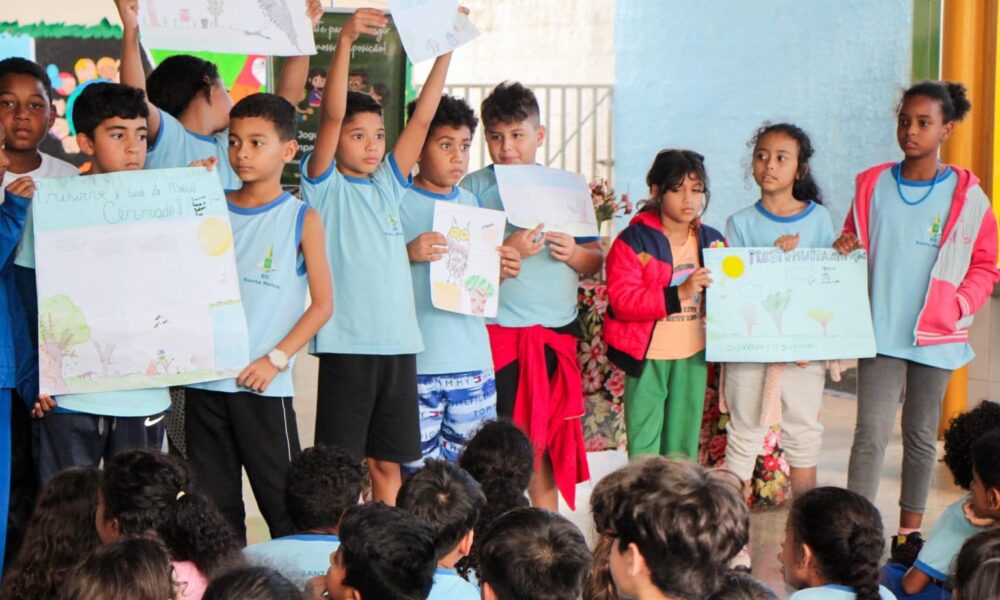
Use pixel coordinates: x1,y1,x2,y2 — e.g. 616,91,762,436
243,355,965,599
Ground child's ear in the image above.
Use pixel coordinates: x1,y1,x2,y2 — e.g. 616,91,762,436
799,542,815,570
283,139,299,163
535,123,546,145
625,542,646,578
988,486,1000,510
457,529,474,557
650,184,660,199
941,120,955,142
482,582,499,600
77,133,96,157
47,105,57,130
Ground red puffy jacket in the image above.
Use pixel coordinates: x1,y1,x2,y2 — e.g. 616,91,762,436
604,210,725,376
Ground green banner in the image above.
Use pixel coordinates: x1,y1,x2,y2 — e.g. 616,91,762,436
277,10,407,187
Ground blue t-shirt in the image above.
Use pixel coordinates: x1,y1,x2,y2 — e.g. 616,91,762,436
914,496,985,581
428,567,479,600
459,165,597,328
399,185,493,375
145,109,240,191
300,152,423,355
868,165,973,369
244,534,339,589
790,584,897,599
189,192,307,397
725,200,835,248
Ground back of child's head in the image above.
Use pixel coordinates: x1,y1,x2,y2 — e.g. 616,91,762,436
0,56,55,102
1,467,102,600
285,444,364,532
592,457,748,599
954,529,1000,600
787,487,884,600
338,502,436,600
944,401,1000,489
478,507,590,600
481,81,540,127
345,90,383,123
102,449,241,579
641,149,711,214
59,536,176,600
73,82,149,139
230,92,298,141
711,572,779,600
407,94,479,138
371,83,391,107
397,459,486,560
901,80,972,123
973,428,1000,490
457,420,534,577
204,566,301,600
147,54,221,118
748,122,823,204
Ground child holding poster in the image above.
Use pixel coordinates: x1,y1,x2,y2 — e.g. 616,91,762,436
399,94,520,469
603,149,724,461
183,93,332,545
301,7,454,505
837,81,999,560
722,123,834,499
460,81,603,511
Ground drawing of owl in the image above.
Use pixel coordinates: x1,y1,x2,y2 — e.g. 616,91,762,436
446,217,471,284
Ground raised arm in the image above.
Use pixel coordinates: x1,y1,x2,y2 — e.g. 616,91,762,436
275,0,324,106
306,8,387,179
391,51,452,175
115,0,161,142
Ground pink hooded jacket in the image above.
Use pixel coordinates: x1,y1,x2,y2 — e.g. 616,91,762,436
842,163,999,346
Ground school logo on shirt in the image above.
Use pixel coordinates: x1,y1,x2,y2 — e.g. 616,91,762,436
386,209,402,234
919,214,943,248
257,245,277,275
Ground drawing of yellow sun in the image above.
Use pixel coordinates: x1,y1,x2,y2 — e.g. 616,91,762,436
198,218,233,256
721,256,745,278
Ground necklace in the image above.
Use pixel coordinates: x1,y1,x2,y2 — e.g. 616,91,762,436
895,162,945,206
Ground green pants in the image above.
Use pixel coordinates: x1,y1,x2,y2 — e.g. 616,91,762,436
624,351,707,460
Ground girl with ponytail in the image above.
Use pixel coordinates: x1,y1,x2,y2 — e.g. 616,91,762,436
97,449,243,599
780,487,893,599
837,80,999,559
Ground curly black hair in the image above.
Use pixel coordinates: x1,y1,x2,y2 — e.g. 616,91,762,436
481,81,540,127
902,80,972,123
147,54,221,118
285,444,364,532
0,57,55,103
345,89,382,123
101,450,242,579
407,94,479,138
230,92,297,141
748,122,823,204
203,566,301,600
398,459,486,560
73,82,149,139
944,401,1000,489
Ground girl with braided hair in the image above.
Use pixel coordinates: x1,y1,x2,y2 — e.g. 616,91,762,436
779,487,894,599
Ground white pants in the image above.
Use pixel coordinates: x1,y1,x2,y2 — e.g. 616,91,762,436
723,362,826,480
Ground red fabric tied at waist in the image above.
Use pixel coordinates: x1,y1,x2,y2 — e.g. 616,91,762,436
487,324,590,509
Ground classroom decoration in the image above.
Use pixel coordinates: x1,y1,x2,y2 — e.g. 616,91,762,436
429,202,505,318
387,0,480,63
703,247,876,362
33,167,250,395
278,10,407,186
494,164,599,237
136,0,317,56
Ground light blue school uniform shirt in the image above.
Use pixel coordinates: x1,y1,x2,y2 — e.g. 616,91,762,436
428,567,479,600
868,165,973,370
789,584,897,599
244,534,339,589
459,165,598,329
725,200,835,249
914,495,985,581
189,192,308,397
300,152,423,355
145,109,240,191
399,185,493,375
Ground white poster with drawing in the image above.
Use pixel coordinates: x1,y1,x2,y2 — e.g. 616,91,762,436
33,167,250,395
494,164,599,238
430,202,506,318
387,0,480,63
137,0,317,56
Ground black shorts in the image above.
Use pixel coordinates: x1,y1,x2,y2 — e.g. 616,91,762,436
314,353,420,463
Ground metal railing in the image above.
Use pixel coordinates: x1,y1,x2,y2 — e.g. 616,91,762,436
419,84,615,182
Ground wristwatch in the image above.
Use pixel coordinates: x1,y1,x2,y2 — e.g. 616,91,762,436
267,348,289,371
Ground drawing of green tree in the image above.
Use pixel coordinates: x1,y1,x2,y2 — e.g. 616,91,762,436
762,290,792,336
38,295,91,394
808,308,835,335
